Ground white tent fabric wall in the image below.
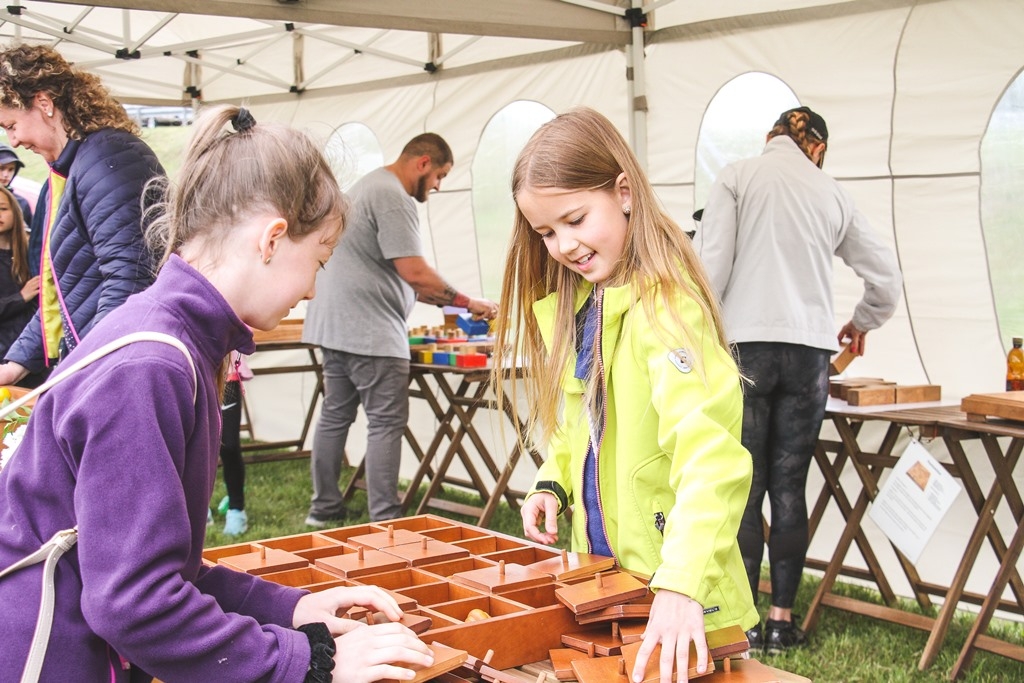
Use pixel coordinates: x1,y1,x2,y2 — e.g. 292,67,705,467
4,0,1024,616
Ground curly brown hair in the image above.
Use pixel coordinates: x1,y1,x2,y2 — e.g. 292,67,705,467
0,44,138,139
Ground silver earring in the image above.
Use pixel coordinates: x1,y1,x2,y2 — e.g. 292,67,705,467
623,205,631,215
46,111,53,118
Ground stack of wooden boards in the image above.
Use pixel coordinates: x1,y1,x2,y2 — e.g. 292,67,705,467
206,515,810,683
830,377,941,407
960,391,1024,424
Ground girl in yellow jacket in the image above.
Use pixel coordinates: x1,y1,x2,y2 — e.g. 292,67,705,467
491,108,758,683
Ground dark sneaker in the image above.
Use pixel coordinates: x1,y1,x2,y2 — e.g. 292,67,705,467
304,510,347,528
745,623,764,652
764,617,807,655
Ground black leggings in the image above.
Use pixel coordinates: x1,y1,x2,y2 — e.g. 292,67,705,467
736,342,829,609
220,379,245,511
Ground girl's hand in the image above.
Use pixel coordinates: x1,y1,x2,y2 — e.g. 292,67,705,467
20,275,39,302
630,589,708,683
293,585,403,635
332,622,434,683
521,492,559,544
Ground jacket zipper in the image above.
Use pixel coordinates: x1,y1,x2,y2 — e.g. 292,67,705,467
591,288,615,559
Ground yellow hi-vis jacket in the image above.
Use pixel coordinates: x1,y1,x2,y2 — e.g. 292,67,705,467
529,279,759,632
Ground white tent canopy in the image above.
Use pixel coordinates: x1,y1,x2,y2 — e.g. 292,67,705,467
2,0,1021,399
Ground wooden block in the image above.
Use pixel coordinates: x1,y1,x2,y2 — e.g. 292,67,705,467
217,547,307,576
365,610,434,634
575,600,653,625
828,377,887,400
894,384,942,404
961,391,1024,423
382,642,468,683
452,561,552,594
829,342,856,376
460,651,527,683
549,648,591,681
348,526,428,550
561,622,625,656
315,547,409,578
570,654,630,683
706,624,750,659
620,639,715,682
529,549,616,582
555,571,649,615
618,621,646,644
380,537,471,566
846,385,896,406
702,657,810,682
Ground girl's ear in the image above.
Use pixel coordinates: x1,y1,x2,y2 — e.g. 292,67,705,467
615,172,632,211
257,217,289,263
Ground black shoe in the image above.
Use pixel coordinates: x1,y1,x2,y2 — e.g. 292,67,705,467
304,509,347,528
745,623,764,651
764,617,807,655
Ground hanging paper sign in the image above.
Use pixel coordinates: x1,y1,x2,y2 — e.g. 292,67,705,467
868,439,961,564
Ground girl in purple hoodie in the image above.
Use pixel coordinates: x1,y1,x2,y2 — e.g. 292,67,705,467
0,105,433,683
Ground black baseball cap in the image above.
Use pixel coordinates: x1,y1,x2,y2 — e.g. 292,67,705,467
0,143,24,169
775,106,828,142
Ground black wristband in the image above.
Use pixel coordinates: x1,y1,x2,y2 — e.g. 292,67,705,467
298,622,336,683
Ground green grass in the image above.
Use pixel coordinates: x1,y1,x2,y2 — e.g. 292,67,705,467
206,457,1024,682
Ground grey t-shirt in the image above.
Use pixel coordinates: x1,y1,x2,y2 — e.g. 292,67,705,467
303,167,423,359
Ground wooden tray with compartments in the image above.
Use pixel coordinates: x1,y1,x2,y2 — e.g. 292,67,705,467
204,514,631,670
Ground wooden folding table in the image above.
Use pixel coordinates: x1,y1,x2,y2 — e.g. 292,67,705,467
344,363,544,528
244,321,324,463
804,399,1024,679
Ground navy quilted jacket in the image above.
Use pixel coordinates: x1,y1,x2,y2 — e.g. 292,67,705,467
4,127,164,373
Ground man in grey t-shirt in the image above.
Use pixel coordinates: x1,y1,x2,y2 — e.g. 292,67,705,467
303,133,497,523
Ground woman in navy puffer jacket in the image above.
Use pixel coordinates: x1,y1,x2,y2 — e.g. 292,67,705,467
0,43,163,386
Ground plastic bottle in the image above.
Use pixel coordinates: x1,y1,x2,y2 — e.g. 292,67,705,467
1007,337,1024,391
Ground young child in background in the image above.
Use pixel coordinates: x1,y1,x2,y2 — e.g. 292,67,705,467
0,105,433,682
491,108,758,683
0,143,33,228
217,350,252,536
0,185,38,360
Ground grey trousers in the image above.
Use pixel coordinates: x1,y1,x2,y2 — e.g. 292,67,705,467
309,349,409,522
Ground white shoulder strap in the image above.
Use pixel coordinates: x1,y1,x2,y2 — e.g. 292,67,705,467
0,331,197,683
0,331,197,422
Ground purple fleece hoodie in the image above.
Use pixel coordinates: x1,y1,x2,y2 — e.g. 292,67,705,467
0,256,311,682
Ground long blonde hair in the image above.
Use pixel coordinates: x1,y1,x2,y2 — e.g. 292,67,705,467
491,107,729,446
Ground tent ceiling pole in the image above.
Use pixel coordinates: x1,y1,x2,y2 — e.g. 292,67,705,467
626,0,648,169
50,0,631,44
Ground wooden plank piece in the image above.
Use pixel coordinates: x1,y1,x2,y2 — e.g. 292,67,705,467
620,640,715,682
549,647,592,681
529,549,616,582
961,392,1024,423
847,385,896,406
381,642,468,683
452,560,552,594
555,571,649,615
701,657,810,682
895,384,942,403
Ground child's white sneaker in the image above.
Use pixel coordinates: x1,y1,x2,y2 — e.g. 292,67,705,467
224,509,248,536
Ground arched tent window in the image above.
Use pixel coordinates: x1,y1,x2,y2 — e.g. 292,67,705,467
324,122,384,192
981,70,1024,349
472,101,555,300
694,73,799,211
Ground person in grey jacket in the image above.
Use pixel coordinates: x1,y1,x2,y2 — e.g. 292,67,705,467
0,44,163,386
694,106,902,653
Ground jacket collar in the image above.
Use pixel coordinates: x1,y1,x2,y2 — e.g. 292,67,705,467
533,280,638,351
49,136,82,177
